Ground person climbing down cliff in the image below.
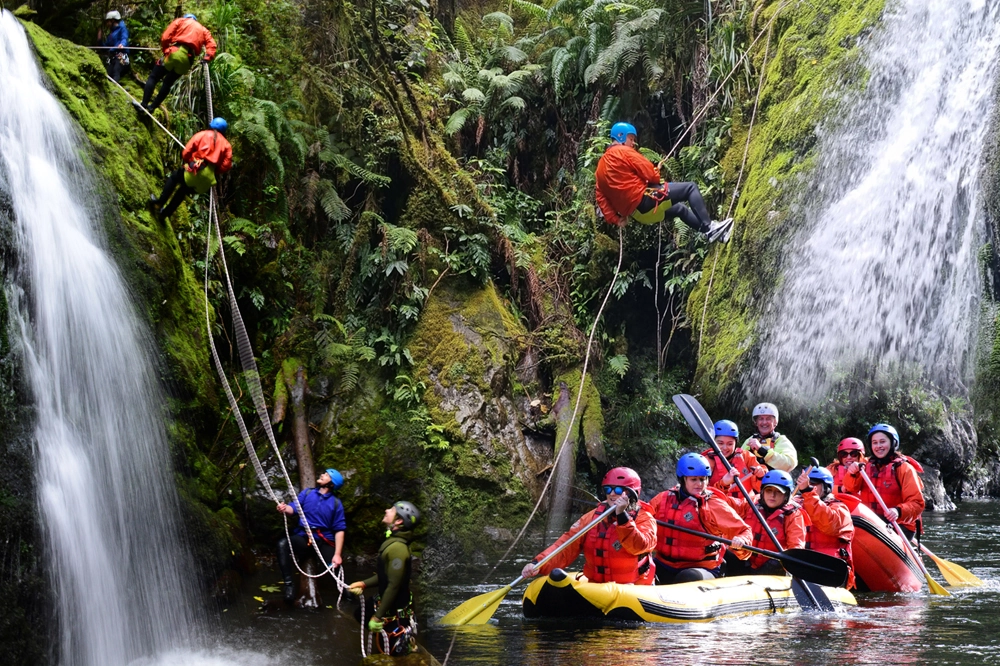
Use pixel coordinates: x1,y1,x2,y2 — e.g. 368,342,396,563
149,118,232,219
97,11,129,83
595,122,733,242
139,13,217,113
275,469,347,605
349,502,421,656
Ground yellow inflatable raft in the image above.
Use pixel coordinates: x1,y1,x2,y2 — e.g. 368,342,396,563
522,570,855,623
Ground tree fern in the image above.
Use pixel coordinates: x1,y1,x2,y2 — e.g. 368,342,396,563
316,179,351,221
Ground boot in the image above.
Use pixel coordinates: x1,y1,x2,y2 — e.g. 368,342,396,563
706,218,734,243
276,540,296,604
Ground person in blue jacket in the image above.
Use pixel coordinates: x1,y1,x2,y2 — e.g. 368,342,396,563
276,468,347,604
97,10,129,82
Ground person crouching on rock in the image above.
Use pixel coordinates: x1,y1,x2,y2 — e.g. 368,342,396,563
650,453,752,584
348,501,421,657
521,467,657,585
726,470,806,577
275,468,346,604
149,118,231,219
797,466,856,589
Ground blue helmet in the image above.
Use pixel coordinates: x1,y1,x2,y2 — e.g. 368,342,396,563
324,468,344,490
760,469,794,492
209,117,228,134
808,466,835,493
183,13,197,20
868,423,900,450
676,452,712,479
714,419,739,440
610,122,637,144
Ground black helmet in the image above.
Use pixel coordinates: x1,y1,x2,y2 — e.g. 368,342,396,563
393,501,420,529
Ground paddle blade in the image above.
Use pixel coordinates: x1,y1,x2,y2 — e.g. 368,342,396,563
790,578,835,612
780,548,849,588
672,394,715,445
923,548,984,587
438,585,511,626
924,570,951,596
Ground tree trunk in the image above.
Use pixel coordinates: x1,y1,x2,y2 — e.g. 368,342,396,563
289,364,314,491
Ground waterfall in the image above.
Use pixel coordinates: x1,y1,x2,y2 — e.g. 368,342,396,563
0,12,197,664
748,0,1000,403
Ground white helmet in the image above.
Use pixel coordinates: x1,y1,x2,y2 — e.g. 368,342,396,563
105,10,122,20
752,402,779,423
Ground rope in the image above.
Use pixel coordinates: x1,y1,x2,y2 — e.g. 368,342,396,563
104,74,185,148
88,45,159,50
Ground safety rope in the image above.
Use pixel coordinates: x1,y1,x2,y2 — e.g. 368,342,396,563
104,74,185,148
88,45,159,50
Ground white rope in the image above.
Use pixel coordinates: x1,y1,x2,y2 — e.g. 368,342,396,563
104,74,185,148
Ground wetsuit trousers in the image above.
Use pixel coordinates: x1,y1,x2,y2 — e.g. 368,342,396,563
156,168,194,217
655,560,720,584
141,63,181,111
104,55,127,83
276,533,337,581
635,181,712,233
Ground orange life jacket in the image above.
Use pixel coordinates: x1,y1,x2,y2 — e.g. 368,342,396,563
654,489,724,570
829,462,850,495
861,456,922,531
748,504,799,570
582,501,654,584
706,449,759,497
804,495,855,588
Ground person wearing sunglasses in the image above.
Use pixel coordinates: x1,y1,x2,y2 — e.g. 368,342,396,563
796,466,856,589
521,467,657,585
827,437,867,494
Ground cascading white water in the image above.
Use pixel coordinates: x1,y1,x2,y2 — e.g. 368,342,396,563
748,0,1000,403
0,12,197,664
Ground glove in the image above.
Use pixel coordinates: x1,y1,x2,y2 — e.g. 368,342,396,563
368,617,384,632
348,582,365,596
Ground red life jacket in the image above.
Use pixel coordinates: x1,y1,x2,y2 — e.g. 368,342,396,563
748,504,799,570
706,449,754,498
830,463,850,494
654,489,724,570
581,502,652,584
860,456,921,530
804,495,854,588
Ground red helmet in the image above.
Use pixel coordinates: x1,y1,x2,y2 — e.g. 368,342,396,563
602,467,641,497
837,437,864,454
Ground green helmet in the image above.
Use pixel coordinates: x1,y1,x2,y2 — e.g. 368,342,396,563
393,501,420,529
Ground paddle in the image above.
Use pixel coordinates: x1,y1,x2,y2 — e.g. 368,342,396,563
437,505,617,626
655,520,848,587
857,468,950,596
671,394,832,610
920,543,984,587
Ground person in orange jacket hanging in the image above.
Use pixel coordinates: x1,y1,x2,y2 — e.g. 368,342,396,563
650,453,752,584
149,118,232,219
520,467,657,585
827,437,867,494
726,470,806,577
705,419,765,499
843,423,925,541
797,466,856,589
140,13,218,113
595,122,733,242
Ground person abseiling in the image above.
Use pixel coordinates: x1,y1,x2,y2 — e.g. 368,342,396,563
595,122,733,242
139,13,217,113
796,466,856,589
520,467,657,585
844,423,925,541
276,468,347,604
97,10,129,83
726,470,806,577
828,437,867,494
741,402,798,473
705,419,765,498
149,118,232,219
650,453,752,584
349,501,421,656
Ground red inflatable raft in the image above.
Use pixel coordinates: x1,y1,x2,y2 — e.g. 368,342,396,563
837,493,923,592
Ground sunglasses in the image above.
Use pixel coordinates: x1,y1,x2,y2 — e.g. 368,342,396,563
603,485,629,496
838,451,861,458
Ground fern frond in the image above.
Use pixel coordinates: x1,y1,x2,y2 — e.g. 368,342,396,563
316,179,351,221
445,107,471,134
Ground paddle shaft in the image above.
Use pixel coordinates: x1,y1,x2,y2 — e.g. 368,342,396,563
518,505,618,586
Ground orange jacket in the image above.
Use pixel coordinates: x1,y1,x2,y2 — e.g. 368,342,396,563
705,447,763,497
183,130,233,173
827,457,867,495
801,491,855,588
595,143,661,225
843,454,925,530
161,17,217,61
650,487,753,565
531,502,656,583
731,497,807,553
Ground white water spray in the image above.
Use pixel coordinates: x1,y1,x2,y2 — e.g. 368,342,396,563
748,0,1000,403
0,12,197,664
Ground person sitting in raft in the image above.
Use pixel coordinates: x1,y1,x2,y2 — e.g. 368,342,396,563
349,501,420,657
726,470,806,577
741,402,798,473
650,453,752,584
844,423,925,541
797,466,856,589
97,10,129,83
828,437,867,494
275,469,347,604
521,467,657,585
595,122,733,242
705,419,765,499
139,13,217,113
149,118,232,219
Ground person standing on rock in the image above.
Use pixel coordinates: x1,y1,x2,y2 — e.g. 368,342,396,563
796,466,856,589
827,437,867,494
139,13,217,113
348,501,421,656
705,419,765,498
275,468,347,604
741,402,798,473
595,122,733,241
844,423,925,541
96,10,129,83
149,118,231,219
520,467,657,585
